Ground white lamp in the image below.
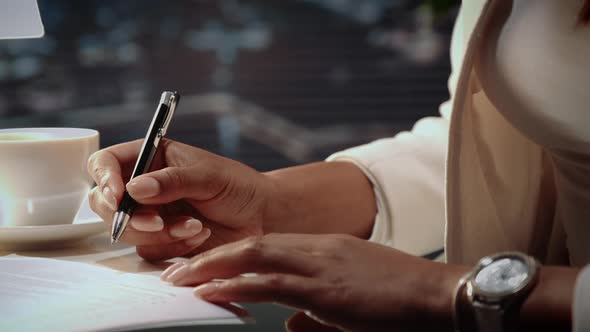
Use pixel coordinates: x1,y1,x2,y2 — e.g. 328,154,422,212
0,0,44,39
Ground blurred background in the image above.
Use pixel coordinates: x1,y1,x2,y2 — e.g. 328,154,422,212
0,0,458,330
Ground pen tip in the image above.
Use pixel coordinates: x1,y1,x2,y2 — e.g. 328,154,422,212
111,211,131,245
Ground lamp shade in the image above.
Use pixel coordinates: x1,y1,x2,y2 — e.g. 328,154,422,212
0,0,44,39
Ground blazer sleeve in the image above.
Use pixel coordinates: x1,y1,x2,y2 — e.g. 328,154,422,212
325,6,467,256
574,266,590,331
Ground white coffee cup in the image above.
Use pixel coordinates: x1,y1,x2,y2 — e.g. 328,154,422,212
0,128,99,227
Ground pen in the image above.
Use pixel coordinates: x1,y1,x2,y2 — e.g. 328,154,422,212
111,91,180,244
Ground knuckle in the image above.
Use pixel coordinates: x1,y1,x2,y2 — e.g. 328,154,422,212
241,235,266,260
323,235,353,251
89,154,107,178
188,251,208,265
87,190,98,209
209,163,231,192
99,173,110,188
264,274,285,290
88,186,97,198
220,278,240,290
88,188,98,203
89,189,105,210
136,246,166,262
87,151,100,174
195,163,227,199
323,238,344,251
135,247,154,261
91,166,108,187
325,278,353,307
189,256,211,272
163,167,184,189
159,138,174,151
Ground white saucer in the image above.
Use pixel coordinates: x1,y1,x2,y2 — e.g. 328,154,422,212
0,197,107,251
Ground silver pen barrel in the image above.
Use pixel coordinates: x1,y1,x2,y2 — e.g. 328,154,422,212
111,211,131,244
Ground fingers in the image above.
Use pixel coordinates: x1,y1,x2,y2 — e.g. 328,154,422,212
136,228,211,262
88,151,125,201
129,211,164,232
123,216,205,246
92,139,144,168
87,141,143,201
89,186,162,238
192,274,320,309
161,234,317,287
124,139,234,205
125,163,227,205
89,186,210,246
88,186,117,222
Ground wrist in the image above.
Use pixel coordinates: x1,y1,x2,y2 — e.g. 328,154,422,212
447,253,575,332
261,161,377,236
260,169,303,234
425,262,470,330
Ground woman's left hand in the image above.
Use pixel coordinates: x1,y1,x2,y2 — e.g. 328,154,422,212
160,233,467,332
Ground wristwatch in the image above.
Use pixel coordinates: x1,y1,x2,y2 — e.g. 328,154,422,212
453,252,540,332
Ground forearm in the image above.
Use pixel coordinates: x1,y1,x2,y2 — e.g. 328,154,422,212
519,266,578,331
263,161,376,238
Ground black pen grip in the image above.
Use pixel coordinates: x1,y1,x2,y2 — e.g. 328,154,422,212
121,142,159,215
134,142,158,177
119,192,138,215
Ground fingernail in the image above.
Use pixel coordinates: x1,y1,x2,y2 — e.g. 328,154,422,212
193,282,220,299
160,262,184,281
131,215,164,232
166,264,189,283
185,228,211,246
102,186,118,210
127,176,160,199
170,219,202,238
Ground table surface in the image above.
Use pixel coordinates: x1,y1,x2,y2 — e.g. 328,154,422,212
0,232,295,332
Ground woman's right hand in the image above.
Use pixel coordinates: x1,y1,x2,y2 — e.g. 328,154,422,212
87,138,273,261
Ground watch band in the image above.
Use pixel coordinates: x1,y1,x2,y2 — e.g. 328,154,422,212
471,302,505,332
453,273,477,332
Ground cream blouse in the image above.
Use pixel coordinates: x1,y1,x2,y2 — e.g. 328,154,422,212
476,0,590,265
328,0,590,330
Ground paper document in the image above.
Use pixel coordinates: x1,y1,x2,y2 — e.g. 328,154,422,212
0,257,247,332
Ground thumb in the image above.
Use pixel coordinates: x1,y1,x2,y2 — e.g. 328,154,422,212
126,165,228,205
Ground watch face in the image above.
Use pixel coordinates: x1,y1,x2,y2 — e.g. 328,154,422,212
474,257,529,294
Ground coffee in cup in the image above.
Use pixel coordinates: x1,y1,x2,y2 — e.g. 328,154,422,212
0,128,99,227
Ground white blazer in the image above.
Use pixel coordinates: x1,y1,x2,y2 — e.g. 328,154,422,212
328,0,590,330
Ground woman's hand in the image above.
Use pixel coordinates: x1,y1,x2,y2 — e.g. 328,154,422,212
87,139,273,261
160,233,466,332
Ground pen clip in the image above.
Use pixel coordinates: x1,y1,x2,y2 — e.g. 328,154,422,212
158,91,179,137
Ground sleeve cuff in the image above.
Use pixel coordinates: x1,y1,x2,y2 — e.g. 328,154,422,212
325,115,448,256
326,139,446,256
